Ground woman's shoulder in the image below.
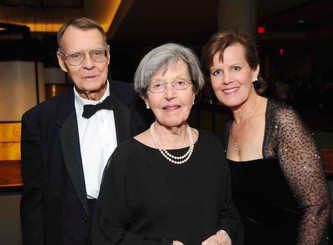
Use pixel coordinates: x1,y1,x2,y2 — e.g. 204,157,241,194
196,130,227,168
197,129,218,139
112,138,138,159
265,99,313,143
197,129,223,147
267,98,292,112
267,98,301,122
107,138,149,173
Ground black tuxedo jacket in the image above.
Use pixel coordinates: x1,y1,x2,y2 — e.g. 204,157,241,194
20,86,142,245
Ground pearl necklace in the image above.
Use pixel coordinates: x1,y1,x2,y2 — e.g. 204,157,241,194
150,122,194,164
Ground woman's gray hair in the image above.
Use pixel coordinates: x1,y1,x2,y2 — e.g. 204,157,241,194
134,43,205,98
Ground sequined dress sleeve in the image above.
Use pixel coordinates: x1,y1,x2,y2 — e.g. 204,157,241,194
263,99,331,244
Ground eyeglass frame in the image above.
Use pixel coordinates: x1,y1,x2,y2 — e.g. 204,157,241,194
57,45,110,66
148,77,193,93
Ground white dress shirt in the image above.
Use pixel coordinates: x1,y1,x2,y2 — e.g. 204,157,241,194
74,81,117,199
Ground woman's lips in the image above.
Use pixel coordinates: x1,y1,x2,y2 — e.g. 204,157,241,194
163,105,180,110
223,87,238,94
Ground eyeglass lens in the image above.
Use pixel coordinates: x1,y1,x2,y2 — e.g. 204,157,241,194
149,78,191,93
64,48,108,65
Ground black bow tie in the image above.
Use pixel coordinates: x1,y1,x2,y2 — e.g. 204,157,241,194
82,95,116,119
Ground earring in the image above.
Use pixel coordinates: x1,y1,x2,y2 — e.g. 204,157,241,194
192,100,195,105
146,103,150,109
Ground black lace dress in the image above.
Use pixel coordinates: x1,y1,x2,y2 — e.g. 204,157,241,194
223,99,331,245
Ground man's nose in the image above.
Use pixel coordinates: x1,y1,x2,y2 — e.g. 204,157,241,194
82,51,95,68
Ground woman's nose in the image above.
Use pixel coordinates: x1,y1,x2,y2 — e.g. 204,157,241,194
223,72,233,84
164,83,176,99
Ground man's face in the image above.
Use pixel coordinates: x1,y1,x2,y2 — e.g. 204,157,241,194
57,26,110,99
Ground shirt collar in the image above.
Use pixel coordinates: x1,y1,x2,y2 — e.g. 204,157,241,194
74,80,110,109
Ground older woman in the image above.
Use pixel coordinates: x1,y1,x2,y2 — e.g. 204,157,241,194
92,43,242,245
201,30,331,245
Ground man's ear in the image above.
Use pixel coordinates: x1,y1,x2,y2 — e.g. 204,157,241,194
107,50,111,65
57,52,68,73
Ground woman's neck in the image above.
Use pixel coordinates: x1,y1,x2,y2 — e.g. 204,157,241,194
232,95,265,126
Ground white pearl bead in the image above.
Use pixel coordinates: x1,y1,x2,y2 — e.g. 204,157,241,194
150,122,194,164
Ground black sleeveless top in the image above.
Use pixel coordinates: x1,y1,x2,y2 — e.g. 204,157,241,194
228,158,300,244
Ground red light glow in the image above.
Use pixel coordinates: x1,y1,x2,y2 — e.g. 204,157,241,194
257,27,265,33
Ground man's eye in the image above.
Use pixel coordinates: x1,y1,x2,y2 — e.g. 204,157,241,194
92,50,103,56
70,53,82,59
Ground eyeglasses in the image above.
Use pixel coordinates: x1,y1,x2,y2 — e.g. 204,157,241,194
148,77,192,93
58,46,110,66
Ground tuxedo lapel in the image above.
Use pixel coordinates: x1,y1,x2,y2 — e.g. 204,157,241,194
58,101,88,214
112,96,132,144
54,90,131,215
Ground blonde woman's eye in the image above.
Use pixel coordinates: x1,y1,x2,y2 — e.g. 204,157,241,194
211,70,222,76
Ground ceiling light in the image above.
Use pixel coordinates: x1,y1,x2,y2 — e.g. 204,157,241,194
0,0,123,33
